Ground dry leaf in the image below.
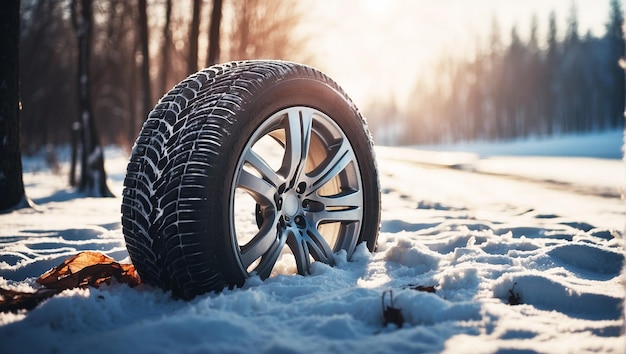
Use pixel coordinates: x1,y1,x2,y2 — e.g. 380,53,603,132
37,251,140,289
409,285,436,293
1,251,140,313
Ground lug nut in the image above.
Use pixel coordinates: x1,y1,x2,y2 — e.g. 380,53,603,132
294,215,306,228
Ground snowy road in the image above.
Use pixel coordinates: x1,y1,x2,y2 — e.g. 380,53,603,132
376,149,625,232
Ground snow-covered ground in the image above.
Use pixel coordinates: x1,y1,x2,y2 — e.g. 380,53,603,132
0,130,624,353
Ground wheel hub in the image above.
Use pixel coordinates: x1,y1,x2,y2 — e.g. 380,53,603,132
283,194,300,217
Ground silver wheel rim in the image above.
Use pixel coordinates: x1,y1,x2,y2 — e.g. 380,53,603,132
230,106,364,278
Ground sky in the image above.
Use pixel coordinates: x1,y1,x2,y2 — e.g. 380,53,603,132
298,0,614,109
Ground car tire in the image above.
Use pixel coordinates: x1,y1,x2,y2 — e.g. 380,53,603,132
121,60,380,299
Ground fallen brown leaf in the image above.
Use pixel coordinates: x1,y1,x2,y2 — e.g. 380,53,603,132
37,251,140,289
410,285,437,293
0,251,140,313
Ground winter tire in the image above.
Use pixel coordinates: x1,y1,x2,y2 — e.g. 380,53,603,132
121,61,380,299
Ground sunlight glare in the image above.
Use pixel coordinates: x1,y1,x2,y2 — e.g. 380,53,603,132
364,0,392,15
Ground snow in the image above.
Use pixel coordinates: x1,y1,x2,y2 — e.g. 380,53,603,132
1,130,624,353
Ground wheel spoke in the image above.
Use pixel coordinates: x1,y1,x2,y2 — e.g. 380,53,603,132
311,189,362,210
239,226,280,270
310,207,362,226
305,228,334,265
281,108,313,184
287,234,312,275
306,140,354,193
237,169,275,204
243,148,282,188
248,231,287,279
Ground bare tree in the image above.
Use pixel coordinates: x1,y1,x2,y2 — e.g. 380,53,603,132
85,0,141,148
71,0,113,197
159,0,173,95
226,0,308,62
20,0,77,150
187,0,201,75
138,0,152,121
206,0,223,66
0,0,28,211
16,0,309,152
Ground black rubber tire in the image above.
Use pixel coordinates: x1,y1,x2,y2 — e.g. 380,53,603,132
121,61,380,299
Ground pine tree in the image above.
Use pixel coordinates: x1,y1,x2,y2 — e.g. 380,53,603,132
545,10,560,134
605,0,625,128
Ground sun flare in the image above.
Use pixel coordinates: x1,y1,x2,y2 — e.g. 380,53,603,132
364,0,392,14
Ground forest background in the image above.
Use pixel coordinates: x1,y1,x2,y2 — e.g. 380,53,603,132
18,0,625,152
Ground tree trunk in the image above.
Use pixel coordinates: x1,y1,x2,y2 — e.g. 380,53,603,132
207,0,223,66
187,0,201,75
159,0,173,96
138,0,152,121
72,0,114,197
128,25,139,145
0,0,28,211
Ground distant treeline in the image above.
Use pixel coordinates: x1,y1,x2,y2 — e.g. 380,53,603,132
373,0,624,145
18,0,625,150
